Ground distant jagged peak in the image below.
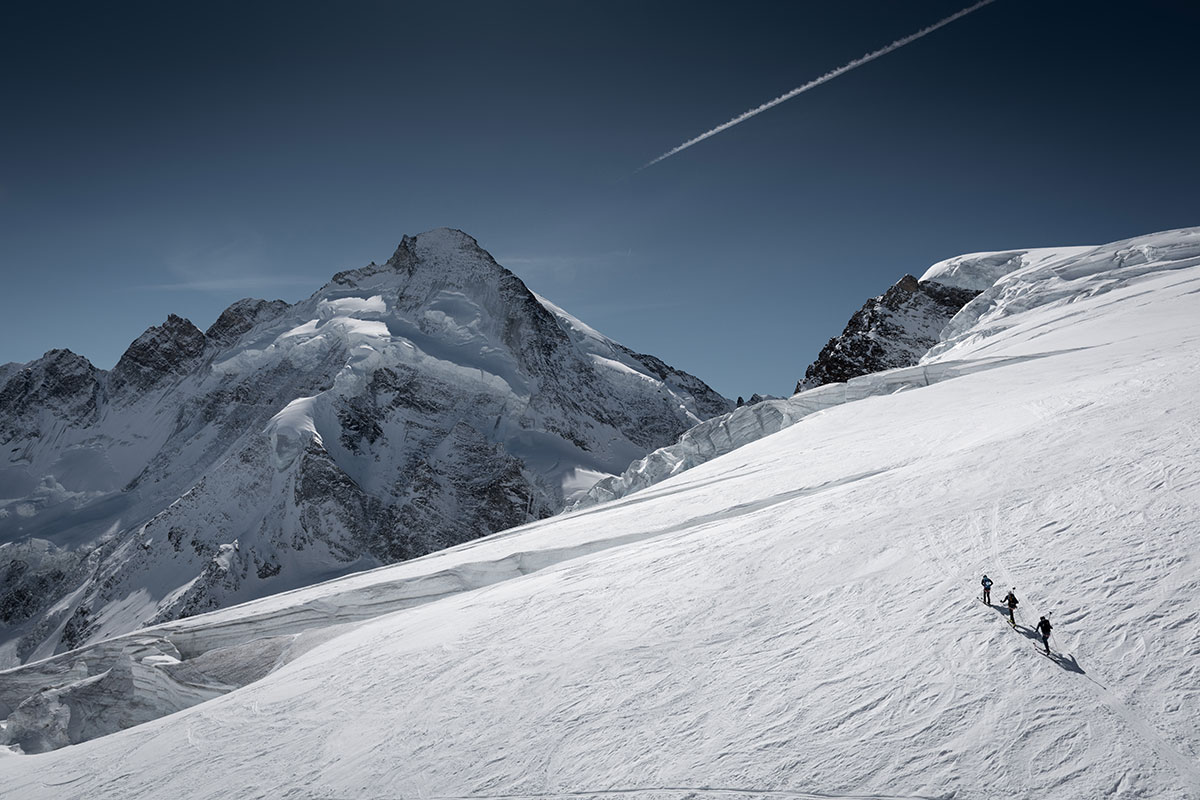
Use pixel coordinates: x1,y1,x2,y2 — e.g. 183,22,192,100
0,348,102,423
109,314,207,394
124,313,206,355
28,347,97,374
206,298,291,346
0,347,98,392
388,228,492,268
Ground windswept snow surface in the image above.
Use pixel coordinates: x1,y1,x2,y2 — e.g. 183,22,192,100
917,246,1094,292
4,227,1200,798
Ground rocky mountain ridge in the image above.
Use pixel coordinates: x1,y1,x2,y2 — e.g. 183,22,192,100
794,274,979,393
0,228,730,666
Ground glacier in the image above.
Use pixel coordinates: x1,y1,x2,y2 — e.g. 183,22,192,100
0,228,730,666
1,225,1198,799
576,228,1200,510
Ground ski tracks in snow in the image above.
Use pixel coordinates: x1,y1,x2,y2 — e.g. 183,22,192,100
964,506,1200,796
914,492,1200,796
425,788,946,800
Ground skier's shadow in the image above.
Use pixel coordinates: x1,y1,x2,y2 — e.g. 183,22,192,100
980,601,1086,674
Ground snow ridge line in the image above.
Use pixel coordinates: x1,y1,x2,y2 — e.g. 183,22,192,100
574,349,1090,511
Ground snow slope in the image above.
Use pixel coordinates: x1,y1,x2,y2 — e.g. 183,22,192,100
3,226,1200,798
578,229,1200,509
0,228,730,666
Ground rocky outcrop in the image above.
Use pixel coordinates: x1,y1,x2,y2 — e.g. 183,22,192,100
795,275,979,393
0,349,103,432
108,315,208,395
205,299,290,346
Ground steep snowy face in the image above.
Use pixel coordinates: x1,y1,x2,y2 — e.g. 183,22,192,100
0,228,730,666
795,274,978,392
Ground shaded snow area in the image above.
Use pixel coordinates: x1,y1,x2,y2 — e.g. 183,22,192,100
0,228,730,667
2,226,1199,798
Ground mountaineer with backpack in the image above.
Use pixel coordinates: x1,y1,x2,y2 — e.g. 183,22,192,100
1036,615,1053,654
1003,588,1019,626
981,574,993,604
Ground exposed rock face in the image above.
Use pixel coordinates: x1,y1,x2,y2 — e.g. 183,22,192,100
0,228,731,666
204,299,290,346
109,314,208,395
795,275,979,393
0,349,103,432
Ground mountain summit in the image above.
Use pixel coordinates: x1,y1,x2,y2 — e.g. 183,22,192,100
0,229,730,665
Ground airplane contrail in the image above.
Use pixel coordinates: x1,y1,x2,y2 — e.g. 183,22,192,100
638,0,996,172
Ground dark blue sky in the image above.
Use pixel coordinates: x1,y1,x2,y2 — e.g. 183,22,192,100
2,0,1197,398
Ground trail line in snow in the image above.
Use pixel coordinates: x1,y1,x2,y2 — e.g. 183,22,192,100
980,577,1200,793
1086,681,1200,794
966,497,1200,794
1026,630,1200,794
427,787,946,800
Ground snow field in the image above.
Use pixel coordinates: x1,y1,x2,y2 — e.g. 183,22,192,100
1,234,1199,797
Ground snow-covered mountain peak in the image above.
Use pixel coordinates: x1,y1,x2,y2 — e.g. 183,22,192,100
0,228,730,666
328,227,508,293
280,228,594,409
391,226,488,265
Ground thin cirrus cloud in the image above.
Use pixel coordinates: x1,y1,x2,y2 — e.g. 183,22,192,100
138,239,325,292
496,249,635,274
637,0,997,172
141,276,323,291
